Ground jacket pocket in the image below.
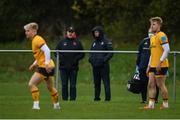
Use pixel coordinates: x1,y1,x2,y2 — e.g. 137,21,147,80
92,58,104,67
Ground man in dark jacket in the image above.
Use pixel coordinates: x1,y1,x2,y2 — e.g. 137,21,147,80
89,26,113,101
136,32,159,103
55,27,85,101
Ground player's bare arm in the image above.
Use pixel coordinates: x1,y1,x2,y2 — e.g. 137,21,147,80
29,60,38,71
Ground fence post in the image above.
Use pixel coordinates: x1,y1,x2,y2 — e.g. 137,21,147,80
173,52,176,102
55,51,59,91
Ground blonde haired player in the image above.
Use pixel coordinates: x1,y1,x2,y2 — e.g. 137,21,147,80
24,22,60,110
144,17,170,109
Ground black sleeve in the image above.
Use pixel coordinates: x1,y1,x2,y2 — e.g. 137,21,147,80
88,42,94,63
55,40,63,59
75,40,85,61
104,40,113,62
136,39,144,66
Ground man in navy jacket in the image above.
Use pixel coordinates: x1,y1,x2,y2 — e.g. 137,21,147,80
55,27,85,101
89,26,113,101
136,33,159,103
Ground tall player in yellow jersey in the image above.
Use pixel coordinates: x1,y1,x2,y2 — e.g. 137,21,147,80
24,22,60,110
144,17,170,109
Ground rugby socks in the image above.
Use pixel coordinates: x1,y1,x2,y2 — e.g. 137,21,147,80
148,98,155,108
33,101,40,110
162,98,169,108
51,87,59,103
51,87,60,109
31,86,40,101
31,86,40,109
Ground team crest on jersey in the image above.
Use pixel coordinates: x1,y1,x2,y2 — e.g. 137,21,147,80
144,42,148,45
161,36,167,42
73,42,77,46
63,42,67,46
101,42,104,45
93,43,96,47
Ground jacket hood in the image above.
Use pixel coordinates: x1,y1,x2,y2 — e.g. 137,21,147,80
91,26,104,40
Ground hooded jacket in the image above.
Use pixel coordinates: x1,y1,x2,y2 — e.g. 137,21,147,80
89,26,113,67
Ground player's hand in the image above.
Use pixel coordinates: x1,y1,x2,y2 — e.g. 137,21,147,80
45,64,53,73
29,64,38,71
156,61,162,72
146,66,150,77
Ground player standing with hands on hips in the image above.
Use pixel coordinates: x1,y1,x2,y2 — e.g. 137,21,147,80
24,22,60,110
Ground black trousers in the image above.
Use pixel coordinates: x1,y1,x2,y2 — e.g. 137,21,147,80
139,69,159,102
92,63,111,101
60,68,78,100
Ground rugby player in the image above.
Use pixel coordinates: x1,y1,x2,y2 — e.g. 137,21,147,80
24,22,60,110
144,17,170,109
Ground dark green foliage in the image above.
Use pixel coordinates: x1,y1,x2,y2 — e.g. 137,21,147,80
0,0,180,43
72,0,180,43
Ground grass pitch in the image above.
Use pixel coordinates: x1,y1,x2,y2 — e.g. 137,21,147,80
0,81,180,119
0,41,180,119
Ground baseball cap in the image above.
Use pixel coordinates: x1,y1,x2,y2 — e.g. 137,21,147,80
66,26,75,32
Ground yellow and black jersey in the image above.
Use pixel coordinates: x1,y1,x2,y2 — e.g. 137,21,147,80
150,31,169,67
32,35,54,68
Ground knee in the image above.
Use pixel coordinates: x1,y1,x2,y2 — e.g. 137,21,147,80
28,83,38,92
70,85,76,89
148,82,155,89
47,85,53,91
94,83,100,87
28,82,33,88
62,83,68,88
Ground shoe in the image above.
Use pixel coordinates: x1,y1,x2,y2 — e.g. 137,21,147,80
143,105,154,110
63,99,68,101
70,99,76,101
32,106,40,110
140,101,147,104
94,98,101,101
62,98,68,101
53,102,60,110
160,104,169,109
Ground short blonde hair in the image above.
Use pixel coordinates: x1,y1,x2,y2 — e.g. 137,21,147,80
149,16,163,25
24,22,38,31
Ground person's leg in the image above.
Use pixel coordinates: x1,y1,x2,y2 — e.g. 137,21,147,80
69,69,78,100
101,64,111,101
28,72,42,109
93,67,101,101
156,76,169,109
139,69,148,103
45,76,60,109
144,73,156,109
60,69,69,100
141,80,148,103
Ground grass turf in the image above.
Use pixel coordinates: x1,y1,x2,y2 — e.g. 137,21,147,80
0,41,180,119
0,81,180,119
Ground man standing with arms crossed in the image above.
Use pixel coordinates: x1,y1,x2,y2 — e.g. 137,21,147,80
144,17,170,109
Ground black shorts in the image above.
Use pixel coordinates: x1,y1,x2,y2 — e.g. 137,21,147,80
149,67,168,75
37,67,55,77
